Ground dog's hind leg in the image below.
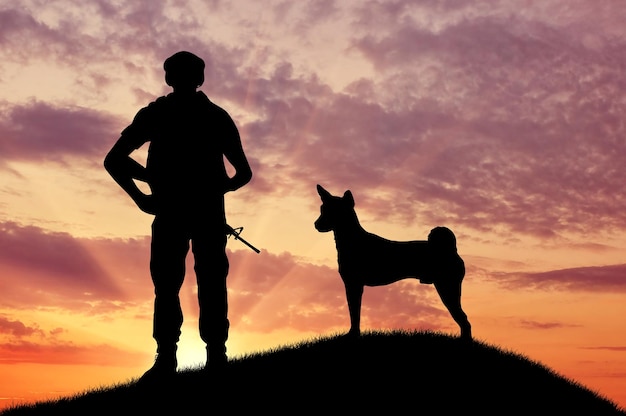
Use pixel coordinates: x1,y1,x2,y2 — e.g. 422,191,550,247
434,280,472,340
345,283,364,337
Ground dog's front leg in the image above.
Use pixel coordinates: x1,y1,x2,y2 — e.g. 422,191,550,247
345,283,364,337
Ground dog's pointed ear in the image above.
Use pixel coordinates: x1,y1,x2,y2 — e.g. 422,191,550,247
343,190,355,207
317,184,332,201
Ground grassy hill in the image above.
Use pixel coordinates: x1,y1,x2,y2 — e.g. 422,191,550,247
2,330,624,415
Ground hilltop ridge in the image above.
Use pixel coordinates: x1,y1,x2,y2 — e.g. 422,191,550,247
2,331,624,415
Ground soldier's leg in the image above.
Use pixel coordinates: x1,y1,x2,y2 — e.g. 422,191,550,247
192,224,229,367
149,215,190,369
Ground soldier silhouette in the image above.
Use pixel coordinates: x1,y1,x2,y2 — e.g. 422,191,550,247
104,51,252,379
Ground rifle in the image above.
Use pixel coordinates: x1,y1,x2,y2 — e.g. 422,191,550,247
226,224,261,253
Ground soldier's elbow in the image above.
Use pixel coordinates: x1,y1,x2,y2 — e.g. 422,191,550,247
103,152,114,173
103,150,122,175
243,168,253,184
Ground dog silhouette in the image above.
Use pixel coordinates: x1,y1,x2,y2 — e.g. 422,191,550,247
314,185,472,340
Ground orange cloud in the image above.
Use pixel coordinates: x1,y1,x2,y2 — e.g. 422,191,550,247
0,316,44,337
0,340,148,366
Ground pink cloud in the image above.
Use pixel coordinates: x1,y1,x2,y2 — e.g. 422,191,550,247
0,220,448,335
0,220,430,335
0,226,447,336
0,316,44,338
491,263,626,292
226,249,453,334
8,3,623,243
2,214,621,342
0,101,122,164
226,249,347,332
3,225,621,340
0,9,68,63
229,8,626,240
0,221,131,310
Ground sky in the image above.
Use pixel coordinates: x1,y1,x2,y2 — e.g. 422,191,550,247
1,0,625,410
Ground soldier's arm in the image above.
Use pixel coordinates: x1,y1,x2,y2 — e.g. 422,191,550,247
223,118,252,193
104,136,156,214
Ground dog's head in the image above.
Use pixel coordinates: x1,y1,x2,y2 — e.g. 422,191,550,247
428,226,458,253
314,184,355,233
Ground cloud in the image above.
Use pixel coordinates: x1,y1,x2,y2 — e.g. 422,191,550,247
0,316,44,338
341,11,626,236
518,319,580,330
0,3,178,66
3,1,624,242
582,346,626,352
227,249,453,334
0,220,457,337
0,313,148,366
492,263,626,293
0,340,149,366
226,249,348,332
0,8,71,64
0,221,136,310
209,5,626,241
0,101,122,164
1,1,625,328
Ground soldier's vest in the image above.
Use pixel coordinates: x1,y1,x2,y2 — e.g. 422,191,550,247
145,94,229,210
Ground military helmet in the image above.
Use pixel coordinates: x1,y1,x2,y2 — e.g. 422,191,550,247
163,51,205,88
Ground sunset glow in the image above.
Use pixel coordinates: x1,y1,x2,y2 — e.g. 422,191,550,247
1,0,625,411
